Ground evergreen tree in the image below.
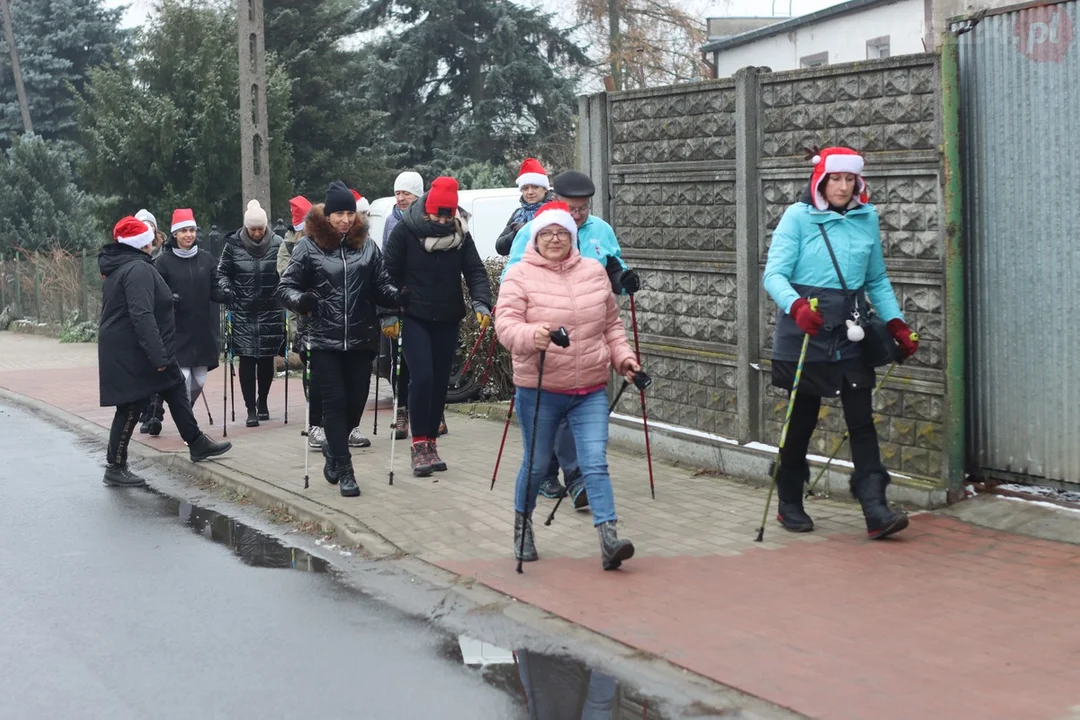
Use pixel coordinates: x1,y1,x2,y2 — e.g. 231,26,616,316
358,0,588,183
0,0,128,147
75,0,293,230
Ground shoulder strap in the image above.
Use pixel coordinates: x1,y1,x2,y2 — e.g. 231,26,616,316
817,224,848,292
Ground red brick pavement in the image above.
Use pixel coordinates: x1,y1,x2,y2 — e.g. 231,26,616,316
444,515,1080,720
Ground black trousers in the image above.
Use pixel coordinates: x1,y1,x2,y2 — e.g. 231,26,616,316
402,318,458,440
780,386,883,476
238,356,275,411
298,348,323,426
109,380,201,464
309,349,373,459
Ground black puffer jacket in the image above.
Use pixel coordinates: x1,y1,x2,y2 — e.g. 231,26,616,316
383,197,492,323
97,243,184,407
276,204,401,354
217,228,284,357
154,239,230,370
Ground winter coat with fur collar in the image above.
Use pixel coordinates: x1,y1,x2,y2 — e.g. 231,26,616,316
276,204,401,354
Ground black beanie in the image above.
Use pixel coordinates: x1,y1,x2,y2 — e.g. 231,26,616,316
551,171,596,199
324,181,356,216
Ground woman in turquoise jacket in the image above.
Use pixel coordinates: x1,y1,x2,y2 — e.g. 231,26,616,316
762,147,919,540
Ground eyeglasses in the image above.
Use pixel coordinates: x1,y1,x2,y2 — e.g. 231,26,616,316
566,203,591,216
537,230,572,242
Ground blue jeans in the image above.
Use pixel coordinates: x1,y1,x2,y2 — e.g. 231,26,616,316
541,417,580,486
514,387,617,525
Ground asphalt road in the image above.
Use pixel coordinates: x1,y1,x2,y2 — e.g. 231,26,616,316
0,403,524,719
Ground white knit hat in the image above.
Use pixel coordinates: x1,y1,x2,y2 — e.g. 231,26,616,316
528,201,578,247
356,195,370,214
135,209,158,231
393,171,423,198
244,199,268,229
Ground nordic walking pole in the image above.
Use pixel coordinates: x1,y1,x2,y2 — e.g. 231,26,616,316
373,346,382,435
303,337,311,489
227,310,236,422
387,321,404,486
806,360,899,497
283,312,290,425
518,341,552,574
490,395,515,491
628,294,655,499
222,308,229,438
756,298,817,543
202,392,214,425
548,368,652,527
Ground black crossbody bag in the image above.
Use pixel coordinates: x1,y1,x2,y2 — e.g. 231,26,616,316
817,224,900,368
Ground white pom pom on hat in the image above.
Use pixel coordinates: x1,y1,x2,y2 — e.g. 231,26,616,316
244,199,268,229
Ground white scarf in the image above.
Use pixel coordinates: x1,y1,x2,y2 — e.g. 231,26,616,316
173,245,199,259
421,216,469,253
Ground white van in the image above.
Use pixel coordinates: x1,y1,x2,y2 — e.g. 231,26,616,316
367,187,522,261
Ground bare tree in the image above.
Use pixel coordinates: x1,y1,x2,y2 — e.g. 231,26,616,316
576,0,708,90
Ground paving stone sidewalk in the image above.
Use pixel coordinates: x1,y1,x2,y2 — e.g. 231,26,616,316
3,332,1080,720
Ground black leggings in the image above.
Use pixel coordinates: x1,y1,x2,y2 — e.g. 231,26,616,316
238,356,275,411
309,349,373,459
109,380,202,464
402,318,458,440
780,386,883,474
298,349,323,426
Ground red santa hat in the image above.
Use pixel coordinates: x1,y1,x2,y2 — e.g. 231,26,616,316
171,208,197,233
113,216,155,249
516,158,549,190
528,201,577,246
289,196,312,231
808,147,870,211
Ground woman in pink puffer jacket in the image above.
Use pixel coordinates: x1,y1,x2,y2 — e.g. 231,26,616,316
496,201,642,571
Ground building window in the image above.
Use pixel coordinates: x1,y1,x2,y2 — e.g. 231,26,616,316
800,51,828,68
866,36,891,59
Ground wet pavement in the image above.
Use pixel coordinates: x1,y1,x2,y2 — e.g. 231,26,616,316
0,403,716,719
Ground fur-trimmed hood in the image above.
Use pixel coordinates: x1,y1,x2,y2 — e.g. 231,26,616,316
305,203,368,251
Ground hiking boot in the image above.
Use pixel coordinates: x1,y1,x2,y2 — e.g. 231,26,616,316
514,511,538,562
337,458,360,497
429,440,447,472
257,401,270,422
103,464,146,488
411,441,434,477
538,477,566,499
597,521,634,571
189,434,232,462
146,418,162,436
438,415,449,436
394,407,409,440
322,448,348,486
567,472,589,510
246,408,259,427
348,426,371,448
307,426,325,449
776,461,814,533
851,469,910,540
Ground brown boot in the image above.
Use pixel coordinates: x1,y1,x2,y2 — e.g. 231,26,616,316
394,406,409,441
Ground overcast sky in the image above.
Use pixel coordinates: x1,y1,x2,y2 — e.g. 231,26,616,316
106,0,846,30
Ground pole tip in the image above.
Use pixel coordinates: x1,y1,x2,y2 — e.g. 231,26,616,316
754,528,764,542
515,561,523,574
388,471,394,486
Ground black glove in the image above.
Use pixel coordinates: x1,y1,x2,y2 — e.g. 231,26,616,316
171,293,182,305
298,292,318,314
619,268,641,295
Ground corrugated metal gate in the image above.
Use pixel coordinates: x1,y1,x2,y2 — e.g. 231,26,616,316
960,0,1080,483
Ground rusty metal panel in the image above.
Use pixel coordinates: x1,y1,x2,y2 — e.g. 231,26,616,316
960,0,1080,482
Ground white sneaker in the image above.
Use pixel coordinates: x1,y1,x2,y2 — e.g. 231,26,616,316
348,426,371,448
307,426,325,449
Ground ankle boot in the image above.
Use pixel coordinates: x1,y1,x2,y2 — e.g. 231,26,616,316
257,399,270,422
246,408,260,427
851,469,909,540
103,464,146,488
189,434,232,462
338,458,360,497
410,441,434,477
597,521,634,571
394,407,409,441
321,446,345,485
514,512,538,562
429,440,447,472
776,461,814,532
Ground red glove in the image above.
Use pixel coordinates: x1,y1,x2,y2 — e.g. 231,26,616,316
887,319,919,359
790,298,823,336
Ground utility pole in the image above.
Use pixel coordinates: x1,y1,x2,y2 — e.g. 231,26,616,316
0,0,32,134
238,0,270,216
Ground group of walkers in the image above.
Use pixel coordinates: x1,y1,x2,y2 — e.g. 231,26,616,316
96,144,921,573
